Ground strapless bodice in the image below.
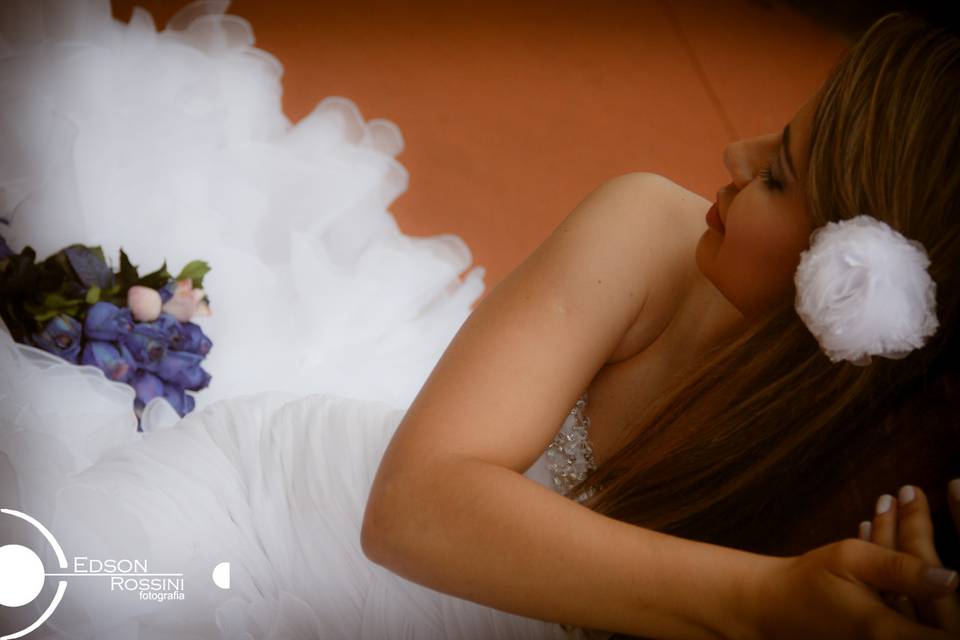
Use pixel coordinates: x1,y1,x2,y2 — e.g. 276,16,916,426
523,391,600,503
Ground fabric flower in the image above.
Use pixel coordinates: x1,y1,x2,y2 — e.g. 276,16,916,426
162,278,207,322
150,312,187,351
81,341,136,384
31,314,82,363
162,382,195,417
127,285,163,322
158,279,177,304
794,215,939,365
121,322,168,372
161,356,210,391
84,301,134,341
180,321,213,355
131,369,165,415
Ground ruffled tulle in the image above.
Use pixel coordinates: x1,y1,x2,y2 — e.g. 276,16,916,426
0,326,570,639
0,0,484,415
0,1,585,638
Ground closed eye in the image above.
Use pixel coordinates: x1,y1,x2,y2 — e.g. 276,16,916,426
758,163,783,191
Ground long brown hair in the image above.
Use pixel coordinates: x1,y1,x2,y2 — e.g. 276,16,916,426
568,11,960,566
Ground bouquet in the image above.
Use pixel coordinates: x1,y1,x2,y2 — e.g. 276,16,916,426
0,225,213,430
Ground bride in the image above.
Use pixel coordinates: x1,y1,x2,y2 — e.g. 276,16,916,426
362,9,960,638
1,2,958,639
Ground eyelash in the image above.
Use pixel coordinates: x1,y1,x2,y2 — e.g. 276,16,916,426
759,162,783,191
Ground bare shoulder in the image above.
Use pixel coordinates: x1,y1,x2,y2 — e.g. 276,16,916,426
361,170,707,521
601,173,710,363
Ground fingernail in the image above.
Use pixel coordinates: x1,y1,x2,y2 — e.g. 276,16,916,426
858,520,872,540
876,494,893,515
924,566,958,589
950,478,960,502
898,485,915,505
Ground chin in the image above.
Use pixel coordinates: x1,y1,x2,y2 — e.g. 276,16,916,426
693,228,717,278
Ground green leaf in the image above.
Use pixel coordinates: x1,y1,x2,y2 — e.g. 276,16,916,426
34,308,62,322
138,261,172,290
85,285,101,304
175,260,211,289
44,250,79,288
24,292,83,323
118,249,139,288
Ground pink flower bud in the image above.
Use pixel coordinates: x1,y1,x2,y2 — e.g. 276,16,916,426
194,299,213,317
127,285,162,322
162,278,203,322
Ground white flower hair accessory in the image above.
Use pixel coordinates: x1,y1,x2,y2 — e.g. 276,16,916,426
794,214,939,366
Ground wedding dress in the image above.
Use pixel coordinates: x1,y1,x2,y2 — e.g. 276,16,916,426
0,1,614,638
0,327,610,639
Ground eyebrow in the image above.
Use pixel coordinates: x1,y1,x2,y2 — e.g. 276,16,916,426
780,123,796,181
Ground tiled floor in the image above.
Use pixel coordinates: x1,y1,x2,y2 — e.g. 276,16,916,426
111,0,849,303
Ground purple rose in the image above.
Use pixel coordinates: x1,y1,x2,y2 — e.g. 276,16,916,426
162,382,195,417
149,313,187,351
81,341,136,384
157,351,210,391
121,322,167,372
31,315,82,363
131,369,165,416
180,322,212,355
84,301,134,341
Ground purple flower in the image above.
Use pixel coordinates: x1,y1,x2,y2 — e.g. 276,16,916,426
31,315,82,363
158,279,177,304
84,302,134,341
81,341,136,384
131,370,165,416
162,382,195,417
121,322,168,372
180,322,212,355
149,313,187,351
155,349,202,385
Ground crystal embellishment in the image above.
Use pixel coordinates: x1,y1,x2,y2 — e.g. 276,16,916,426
545,391,599,503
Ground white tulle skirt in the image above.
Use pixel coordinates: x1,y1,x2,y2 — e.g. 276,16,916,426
0,329,571,639
0,0,484,415
0,0,576,638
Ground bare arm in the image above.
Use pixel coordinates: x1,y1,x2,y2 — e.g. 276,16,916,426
359,172,958,640
363,452,771,639
361,172,760,638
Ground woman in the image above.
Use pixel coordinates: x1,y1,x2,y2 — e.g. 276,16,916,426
0,5,956,640
363,10,960,639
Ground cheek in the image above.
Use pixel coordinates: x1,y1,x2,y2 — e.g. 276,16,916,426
726,216,806,273
701,202,811,314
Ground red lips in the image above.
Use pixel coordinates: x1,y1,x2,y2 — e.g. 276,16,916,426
706,201,725,233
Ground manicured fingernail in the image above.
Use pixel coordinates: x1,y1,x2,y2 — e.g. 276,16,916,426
876,494,893,515
950,478,960,502
924,566,958,589
858,520,872,540
898,485,915,505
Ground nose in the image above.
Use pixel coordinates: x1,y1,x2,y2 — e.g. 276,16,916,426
722,141,753,191
722,131,781,191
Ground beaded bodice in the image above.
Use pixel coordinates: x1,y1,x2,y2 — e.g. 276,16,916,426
545,391,599,503
530,392,613,640
522,391,601,504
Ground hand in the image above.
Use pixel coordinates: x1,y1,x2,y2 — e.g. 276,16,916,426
745,534,959,639
856,481,960,633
